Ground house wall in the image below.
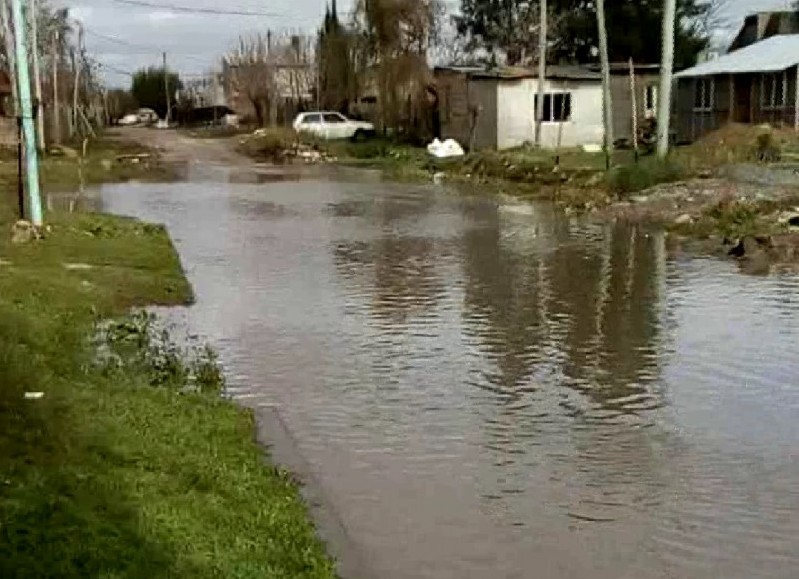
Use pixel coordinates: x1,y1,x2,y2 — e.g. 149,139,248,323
496,78,604,149
676,68,799,142
610,72,660,143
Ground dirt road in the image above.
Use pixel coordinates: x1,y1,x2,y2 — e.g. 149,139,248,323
108,127,252,166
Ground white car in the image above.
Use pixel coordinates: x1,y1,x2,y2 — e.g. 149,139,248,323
293,112,375,140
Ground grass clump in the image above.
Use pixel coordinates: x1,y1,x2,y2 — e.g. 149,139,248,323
0,208,335,578
608,157,685,196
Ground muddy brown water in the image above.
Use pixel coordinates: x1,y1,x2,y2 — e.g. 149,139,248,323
91,163,797,578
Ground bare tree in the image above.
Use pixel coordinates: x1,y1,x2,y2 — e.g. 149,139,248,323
354,0,442,136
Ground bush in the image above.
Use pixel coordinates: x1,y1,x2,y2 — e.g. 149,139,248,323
608,158,685,195
237,128,296,161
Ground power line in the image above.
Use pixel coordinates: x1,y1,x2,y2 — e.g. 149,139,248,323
111,0,290,18
84,26,211,65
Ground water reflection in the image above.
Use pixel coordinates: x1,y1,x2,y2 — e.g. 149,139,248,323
97,173,799,579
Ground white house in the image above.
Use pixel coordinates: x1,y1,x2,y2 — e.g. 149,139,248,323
435,65,606,150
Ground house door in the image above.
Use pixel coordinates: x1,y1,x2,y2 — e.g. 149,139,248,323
734,75,752,123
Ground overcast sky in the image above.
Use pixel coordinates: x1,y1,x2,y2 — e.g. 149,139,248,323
54,0,796,88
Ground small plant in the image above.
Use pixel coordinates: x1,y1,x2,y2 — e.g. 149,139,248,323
755,131,781,163
608,158,684,196
96,311,224,394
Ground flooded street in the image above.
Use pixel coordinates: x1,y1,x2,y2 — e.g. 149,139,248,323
99,164,798,579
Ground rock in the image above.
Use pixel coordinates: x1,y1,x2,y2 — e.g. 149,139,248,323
10,220,35,244
49,145,79,158
63,262,94,271
674,213,693,225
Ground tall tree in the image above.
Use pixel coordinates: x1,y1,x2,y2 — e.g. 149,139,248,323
354,0,442,136
318,0,354,112
456,0,539,65
131,66,181,119
457,0,709,68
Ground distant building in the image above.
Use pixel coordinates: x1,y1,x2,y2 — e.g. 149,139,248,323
674,12,799,143
434,63,660,150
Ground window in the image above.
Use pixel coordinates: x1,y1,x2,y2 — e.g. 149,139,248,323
644,84,658,118
694,78,714,111
323,113,346,123
302,113,322,124
534,92,572,122
762,72,787,108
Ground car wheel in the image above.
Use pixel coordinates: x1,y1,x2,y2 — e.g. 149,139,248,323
351,129,368,143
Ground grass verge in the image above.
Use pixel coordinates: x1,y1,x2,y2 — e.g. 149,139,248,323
0,208,336,578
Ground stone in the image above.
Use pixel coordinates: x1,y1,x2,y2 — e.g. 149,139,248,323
10,220,34,244
49,145,79,158
674,213,693,226
63,263,95,271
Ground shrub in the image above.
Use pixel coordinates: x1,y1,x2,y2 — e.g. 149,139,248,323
608,158,685,195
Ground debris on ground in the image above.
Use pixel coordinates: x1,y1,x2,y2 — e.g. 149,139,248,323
427,138,465,159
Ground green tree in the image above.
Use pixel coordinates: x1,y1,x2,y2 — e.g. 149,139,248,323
318,0,355,112
457,0,709,68
131,67,181,119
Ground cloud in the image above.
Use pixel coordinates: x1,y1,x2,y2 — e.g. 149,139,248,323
148,10,179,24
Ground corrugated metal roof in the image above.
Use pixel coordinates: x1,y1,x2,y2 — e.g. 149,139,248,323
435,65,601,81
675,35,799,78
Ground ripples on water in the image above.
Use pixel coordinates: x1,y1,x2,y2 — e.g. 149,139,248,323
98,169,799,579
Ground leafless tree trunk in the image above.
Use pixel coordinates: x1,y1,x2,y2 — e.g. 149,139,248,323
0,0,19,115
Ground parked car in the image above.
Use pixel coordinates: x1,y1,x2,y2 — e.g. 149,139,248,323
293,112,374,140
118,113,139,126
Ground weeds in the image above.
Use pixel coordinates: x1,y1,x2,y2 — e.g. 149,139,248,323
96,311,225,394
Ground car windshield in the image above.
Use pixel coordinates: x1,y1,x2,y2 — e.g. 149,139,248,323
302,114,322,124
323,113,345,123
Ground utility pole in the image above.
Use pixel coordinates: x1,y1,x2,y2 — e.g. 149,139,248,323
596,0,614,167
657,0,677,158
72,20,84,139
52,30,60,143
534,0,547,147
11,0,43,226
29,0,45,151
163,52,171,123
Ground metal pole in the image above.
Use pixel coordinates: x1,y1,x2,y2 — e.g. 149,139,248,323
30,0,45,150
657,0,677,158
11,0,43,226
534,0,547,147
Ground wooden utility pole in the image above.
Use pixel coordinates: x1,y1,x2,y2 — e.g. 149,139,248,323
163,52,171,123
72,21,84,139
534,0,547,147
629,58,639,160
29,0,45,150
657,0,677,158
596,0,614,167
52,30,60,143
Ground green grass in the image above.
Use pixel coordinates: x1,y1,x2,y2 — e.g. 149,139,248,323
0,136,175,213
0,207,336,577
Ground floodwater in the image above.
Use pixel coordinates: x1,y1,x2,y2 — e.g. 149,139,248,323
97,164,798,579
